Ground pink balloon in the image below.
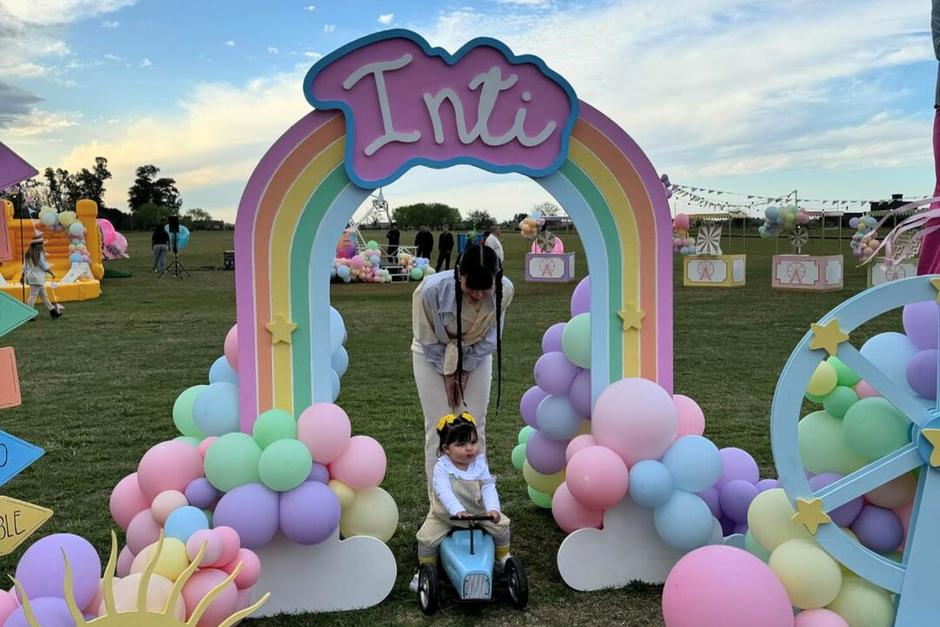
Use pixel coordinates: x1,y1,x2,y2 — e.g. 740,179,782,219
551,482,603,533
329,435,387,489
663,545,794,627
126,509,161,555
566,446,629,510
593,379,677,466
0,588,17,625
83,579,104,616
137,441,205,501
673,394,705,437
110,473,150,530
224,325,238,371
213,526,242,568
674,213,691,231
117,546,135,577
565,434,597,463
795,609,848,627
297,403,352,464
182,569,238,627
198,436,217,459
855,380,880,399
221,548,261,590
187,529,223,566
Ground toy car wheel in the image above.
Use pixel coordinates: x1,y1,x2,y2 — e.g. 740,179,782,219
504,557,529,610
418,564,439,615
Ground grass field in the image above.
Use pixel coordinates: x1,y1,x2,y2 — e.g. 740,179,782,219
0,228,901,626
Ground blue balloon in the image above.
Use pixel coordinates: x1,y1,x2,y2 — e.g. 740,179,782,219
661,435,722,493
330,368,340,402
192,382,240,436
860,332,919,398
629,460,674,508
164,224,191,250
331,346,349,378
654,491,714,551
209,355,239,385
165,506,209,542
330,306,346,352
336,265,350,279
535,395,581,440
765,206,779,220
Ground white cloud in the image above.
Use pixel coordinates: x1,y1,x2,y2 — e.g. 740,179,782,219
377,13,393,25
224,40,236,47
0,0,136,25
323,24,335,33
303,51,322,59
139,57,152,68
41,41,70,56
304,4,315,11
103,53,123,62
4,108,81,138
497,0,552,5
267,46,279,54
101,20,120,28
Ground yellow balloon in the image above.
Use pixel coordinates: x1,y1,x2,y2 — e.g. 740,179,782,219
129,538,190,582
329,479,356,509
807,361,838,397
522,461,565,495
99,573,186,619
340,486,399,542
58,210,77,227
577,420,592,436
768,538,842,609
827,574,894,627
747,488,812,551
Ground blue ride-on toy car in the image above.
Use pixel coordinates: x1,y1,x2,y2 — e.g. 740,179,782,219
418,515,528,614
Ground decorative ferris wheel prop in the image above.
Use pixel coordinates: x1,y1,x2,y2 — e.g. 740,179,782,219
770,275,940,623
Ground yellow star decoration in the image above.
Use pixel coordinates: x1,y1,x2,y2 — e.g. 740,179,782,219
930,277,940,304
618,304,645,331
922,428,940,466
791,497,831,535
809,319,849,356
266,314,297,345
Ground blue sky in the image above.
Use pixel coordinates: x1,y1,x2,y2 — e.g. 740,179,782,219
1,0,936,221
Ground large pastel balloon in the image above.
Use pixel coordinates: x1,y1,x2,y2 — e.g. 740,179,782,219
330,307,346,352
551,482,603,533
828,356,860,387
222,548,262,590
907,349,938,399
661,436,721,493
536,395,581,440
541,322,567,353
525,431,568,475
534,351,579,396
329,435,387,489
629,460,674,508
719,480,759,523
662,545,794,627
826,575,894,627
768,538,842,609
822,386,859,419
794,609,848,627
14,534,101,609
747,489,811,551
165,506,209,543
673,394,705,437
224,324,238,370
259,439,313,492
297,403,352,464
807,361,838,397
851,505,903,553
252,408,297,448
126,509,161,554
181,569,238,627
522,460,565,495
192,382,240,436
204,433,262,492
902,300,939,350
842,398,911,461
593,378,677,466
565,446,629,510
331,346,349,378
808,473,862,526
568,370,592,419
859,332,919,396
131,538,190,581
150,489,188,525
570,276,590,317
715,447,759,490
519,386,549,428
212,483,280,549
798,411,868,475
137,440,204,501
173,385,208,439
209,355,239,385
339,486,399,542
280,481,341,545
6,597,78,627
864,472,916,510
110,472,150,530
562,313,591,368
654,491,714,550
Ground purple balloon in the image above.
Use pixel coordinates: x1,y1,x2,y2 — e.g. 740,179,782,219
570,276,591,317
14,534,101,609
535,395,581,441
534,351,579,396
715,448,759,490
520,386,549,428
852,505,903,554
213,483,280,549
849,217,860,228
697,486,722,518
808,473,863,527
733,522,748,535
719,515,735,537
569,370,592,419
279,481,341,545
185,478,220,509
541,323,567,354
5,597,74,627
525,431,568,474
308,462,330,483
719,480,759,523
755,478,779,492
907,349,937,399
903,301,939,350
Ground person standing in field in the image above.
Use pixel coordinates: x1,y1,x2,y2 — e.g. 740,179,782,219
387,222,400,262
151,222,170,273
484,225,504,263
436,224,454,271
415,225,434,260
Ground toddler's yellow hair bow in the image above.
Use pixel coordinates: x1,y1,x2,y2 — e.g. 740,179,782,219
436,412,476,432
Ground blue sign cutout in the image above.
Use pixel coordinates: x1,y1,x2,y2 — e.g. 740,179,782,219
0,430,44,488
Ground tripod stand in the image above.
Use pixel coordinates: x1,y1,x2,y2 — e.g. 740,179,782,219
159,238,190,279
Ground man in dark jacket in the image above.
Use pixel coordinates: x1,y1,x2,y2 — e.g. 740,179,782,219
436,224,454,271
386,222,400,262
415,225,433,260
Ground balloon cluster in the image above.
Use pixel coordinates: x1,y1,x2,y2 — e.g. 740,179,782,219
398,253,434,281
332,242,393,283
335,228,357,259
518,210,545,239
660,173,673,199
758,205,809,239
511,277,592,508
98,218,129,259
696,447,778,537
848,215,880,261
36,207,94,266
672,213,696,256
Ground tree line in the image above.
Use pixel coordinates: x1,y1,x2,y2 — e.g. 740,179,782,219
390,200,561,231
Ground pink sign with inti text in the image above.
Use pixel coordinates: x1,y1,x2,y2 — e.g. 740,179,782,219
304,30,579,188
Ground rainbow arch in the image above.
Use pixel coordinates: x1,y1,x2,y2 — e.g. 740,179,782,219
234,101,673,426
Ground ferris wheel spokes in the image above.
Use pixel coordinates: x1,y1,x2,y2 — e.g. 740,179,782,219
812,443,922,512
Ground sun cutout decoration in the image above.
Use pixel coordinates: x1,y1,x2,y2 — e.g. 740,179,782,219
12,531,270,627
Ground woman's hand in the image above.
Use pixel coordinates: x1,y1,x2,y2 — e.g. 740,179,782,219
488,510,501,523
443,371,469,409
455,511,470,519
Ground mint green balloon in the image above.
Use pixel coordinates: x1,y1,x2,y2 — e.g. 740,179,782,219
804,391,825,404
843,398,912,461
252,409,297,449
518,426,535,445
511,444,526,470
798,411,867,475
745,531,770,563
173,385,207,439
204,433,262,492
258,439,312,492
562,313,591,368
823,386,859,419
527,486,552,509
829,356,860,387
174,436,201,447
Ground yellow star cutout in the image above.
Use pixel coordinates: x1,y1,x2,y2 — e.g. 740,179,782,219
809,319,849,356
618,304,645,331
922,428,940,466
930,278,940,304
266,314,297,345
791,497,831,534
